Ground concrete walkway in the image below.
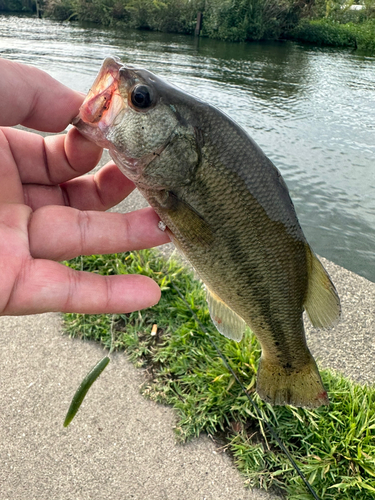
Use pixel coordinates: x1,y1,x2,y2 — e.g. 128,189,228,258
0,183,374,500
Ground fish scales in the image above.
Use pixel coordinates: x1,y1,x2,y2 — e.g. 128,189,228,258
73,57,341,408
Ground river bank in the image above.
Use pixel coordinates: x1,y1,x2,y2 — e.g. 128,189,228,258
1,0,375,52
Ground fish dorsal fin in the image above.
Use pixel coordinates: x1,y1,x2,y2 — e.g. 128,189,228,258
206,287,246,342
304,248,341,328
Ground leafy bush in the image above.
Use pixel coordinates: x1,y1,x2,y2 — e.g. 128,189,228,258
309,0,375,23
46,0,203,32
45,0,115,22
352,18,375,50
291,18,357,46
0,0,33,11
291,17,375,51
126,0,200,33
44,0,75,19
203,0,299,41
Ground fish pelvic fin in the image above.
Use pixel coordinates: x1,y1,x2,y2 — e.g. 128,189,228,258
304,248,341,329
206,287,246,342
256,354,329,408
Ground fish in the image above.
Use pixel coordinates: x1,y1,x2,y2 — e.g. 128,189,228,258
72,57,341,408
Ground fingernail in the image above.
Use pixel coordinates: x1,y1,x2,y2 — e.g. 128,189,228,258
158,220,167,232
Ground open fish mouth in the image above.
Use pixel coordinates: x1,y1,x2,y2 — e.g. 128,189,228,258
72,57,126,142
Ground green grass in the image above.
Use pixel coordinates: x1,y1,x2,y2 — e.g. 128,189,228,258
64,250,375,499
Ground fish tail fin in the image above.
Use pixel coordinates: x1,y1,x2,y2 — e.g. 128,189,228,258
256,355,329,408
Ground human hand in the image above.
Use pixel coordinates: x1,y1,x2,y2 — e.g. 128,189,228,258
0,58,170,316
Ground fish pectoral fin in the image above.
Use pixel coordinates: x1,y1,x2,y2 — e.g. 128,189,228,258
165,192,215,248
206,288,246,342
304,248,341,329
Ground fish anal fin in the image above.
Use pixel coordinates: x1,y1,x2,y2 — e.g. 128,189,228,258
304,248,341,329
257,355,329,408
206,288,246,342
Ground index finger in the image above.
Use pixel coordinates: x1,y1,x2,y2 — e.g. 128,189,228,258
0,58,83,132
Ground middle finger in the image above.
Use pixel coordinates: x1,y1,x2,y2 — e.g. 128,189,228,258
29,206,170,261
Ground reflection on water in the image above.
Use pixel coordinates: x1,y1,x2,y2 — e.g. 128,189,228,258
1,15,374,282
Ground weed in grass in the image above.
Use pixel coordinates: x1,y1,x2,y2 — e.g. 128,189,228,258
64,249,375,499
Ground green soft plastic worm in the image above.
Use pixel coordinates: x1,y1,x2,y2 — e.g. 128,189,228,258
63,356,110,427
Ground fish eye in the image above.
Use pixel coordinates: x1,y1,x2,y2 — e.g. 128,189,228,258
131,85,152,109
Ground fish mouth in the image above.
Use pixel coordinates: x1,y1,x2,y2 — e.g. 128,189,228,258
72,57,126,142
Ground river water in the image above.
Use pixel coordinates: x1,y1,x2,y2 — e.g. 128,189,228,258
1,15,374,282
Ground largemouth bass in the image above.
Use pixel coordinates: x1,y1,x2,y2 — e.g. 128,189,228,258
73,57,341,408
